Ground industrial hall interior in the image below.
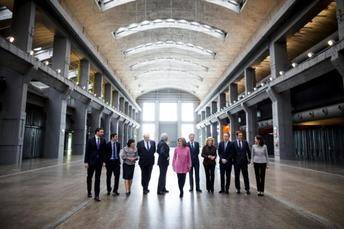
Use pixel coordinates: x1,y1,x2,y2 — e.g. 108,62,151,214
0,0,344,228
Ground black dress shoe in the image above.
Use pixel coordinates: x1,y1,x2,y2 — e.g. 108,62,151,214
157,191,165,195
219,190,225,194
94,197,101,202
189,189,193,192
179,192,184,198
143,190,149,195
246,190,251,195
236,190,241,194
196,189,202,193
164,190,169,193
225,190,229,194
88,193,92,198
113,192,120,196
125,192,131,196
107,192,110,196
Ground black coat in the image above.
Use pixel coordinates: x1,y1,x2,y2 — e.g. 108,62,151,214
84,136,106,166
187,141,200,164
218,141,233,164
231,140,251,165
137,140,156,166
105,141,121,164
157,140,170,166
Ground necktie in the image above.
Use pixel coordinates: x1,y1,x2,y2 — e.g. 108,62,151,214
239,141,242,149
146,141,149,150
225,142,227,150
96,138,99,150
114,142,117,159
191,142,194,149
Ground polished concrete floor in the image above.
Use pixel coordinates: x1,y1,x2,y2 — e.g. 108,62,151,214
0,152,343,229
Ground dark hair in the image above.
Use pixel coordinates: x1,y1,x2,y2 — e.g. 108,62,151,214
95,128,104,134
127,139,135,147
236,131,242,136
177,137,187,147
110,133,118,139
255,135,264,146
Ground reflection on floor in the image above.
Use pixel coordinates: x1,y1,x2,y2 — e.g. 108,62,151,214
0,151,343,229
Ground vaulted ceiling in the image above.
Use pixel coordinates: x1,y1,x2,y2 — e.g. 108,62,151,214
59,0,286,100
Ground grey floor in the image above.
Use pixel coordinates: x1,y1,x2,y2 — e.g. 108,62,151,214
0,151,343,229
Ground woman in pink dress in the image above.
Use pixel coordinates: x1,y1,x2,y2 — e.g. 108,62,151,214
172,137,192,198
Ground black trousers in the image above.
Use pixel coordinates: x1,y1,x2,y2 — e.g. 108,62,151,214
234,162,250,191
106,160,120,193
87,163,102,197
220,162,232,191
140,164,153,191
177,173,186,193
157,164,168,192
254,163,267,192
189,160,200,190
203,164,215,192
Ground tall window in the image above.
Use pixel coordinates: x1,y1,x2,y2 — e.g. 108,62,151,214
182,103,194,121
159,103,177,121
142,102,155,140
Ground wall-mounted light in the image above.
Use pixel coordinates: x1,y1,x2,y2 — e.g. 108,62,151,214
279,71,284,76
292,62,297,68
307,52,314,58
44,60,49,66
56,69,61,74
257,110,262,118
327,40,335,46
7,36,14,43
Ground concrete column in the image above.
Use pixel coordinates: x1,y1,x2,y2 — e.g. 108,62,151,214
112,90,119,109
103,113,112,141
43,87,69,160
90,109,102,135
79,58,90,90
119,97,124,112
242,103,257,146
52,34,71,77
269,39,288,79
104,83,112,105
72,100,89,155
218,93,226,110
124,101,129,115
211,101,217,114
123,123,128,145
110,116,119,134
331,52,344,88
11,0,36,52
245,67,256,93
128,105,132,118
201,111,206,121
205,106,211,137
117,120,124,146
228,113,239,141
266,88,294,160
0,68,31,165
94,73,102,97
229,83,238,103
201,127,206,145
337,0,344,40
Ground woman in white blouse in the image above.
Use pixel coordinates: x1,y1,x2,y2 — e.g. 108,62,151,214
251,135,269,196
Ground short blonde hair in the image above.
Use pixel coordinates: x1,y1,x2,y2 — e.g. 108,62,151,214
204,137,215,146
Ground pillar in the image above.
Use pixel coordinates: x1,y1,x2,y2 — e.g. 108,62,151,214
110,116,119,135
331,52,344,88
229,83,238,103
104,113,112,141
228,113,239,142
211,101,218,144
242,103,257,146
79,58,90,90
119,97,124,112
112,89,119,109
124,101,129,115
128,105,132,118
245,67,256,93
72,100,89,155
218,93,226,110
266,88,294,160
118,119,124,146
201,111,206,143
337,0,344,40
94,73,102,97
43,87,69,160
90,108,102,135
269,39,288,79
205,106,211,137
0,68,31,165
123,123,128,145
11,0,36,52
104,82,112,105
52,34,71,77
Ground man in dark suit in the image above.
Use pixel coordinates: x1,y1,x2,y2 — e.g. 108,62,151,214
187,133,202,192
105,133,121,196
218,132,233,194
157,133,170,195
137,133,156,194
232,131,251,195
84,128,106,201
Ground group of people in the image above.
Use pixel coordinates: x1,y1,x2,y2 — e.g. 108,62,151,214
84,128,269,201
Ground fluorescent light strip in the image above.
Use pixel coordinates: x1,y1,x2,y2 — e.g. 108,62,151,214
114,18,227,39
202,0,247,13
135,70,204,81
123,41,216,58
95,0,136,11
34,48,53,61
137,82,200,89
130,57,209,72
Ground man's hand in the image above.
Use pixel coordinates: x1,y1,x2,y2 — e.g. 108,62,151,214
221,159,227,164
84,163,88,169
103,162,106,167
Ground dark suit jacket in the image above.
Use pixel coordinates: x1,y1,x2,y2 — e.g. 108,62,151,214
187,141,200,164
105,141,121,164
201,145,217,166
218,141,233,164
137,140,156,166
84,136,106,166
157,140,170,167
231,140,251,165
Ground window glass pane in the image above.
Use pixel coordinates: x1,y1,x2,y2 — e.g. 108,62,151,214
142,102,155,121
182,103,194,121
142,123,155,140
181,124,194,140
159,103,177,121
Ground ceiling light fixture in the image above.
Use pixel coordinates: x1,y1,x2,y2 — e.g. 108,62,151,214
114,19,227,39
123,41,216,58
